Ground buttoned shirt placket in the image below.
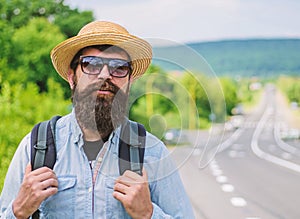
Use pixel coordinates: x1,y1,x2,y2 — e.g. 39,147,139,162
90,141,108,218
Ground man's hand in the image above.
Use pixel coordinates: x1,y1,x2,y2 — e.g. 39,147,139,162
12,163,58,219
113,168,153,219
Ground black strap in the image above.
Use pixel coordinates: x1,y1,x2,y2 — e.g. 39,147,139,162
31,116,61,170
119,120,146,175
32,209,40,219
30,116,61,218
33,121,48,169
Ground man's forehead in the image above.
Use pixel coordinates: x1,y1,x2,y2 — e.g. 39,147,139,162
81,45,130,60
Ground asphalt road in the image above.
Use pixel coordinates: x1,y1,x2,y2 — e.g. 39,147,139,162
170,85,300,219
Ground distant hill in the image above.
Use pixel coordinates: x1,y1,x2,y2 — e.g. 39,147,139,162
152,39,300,77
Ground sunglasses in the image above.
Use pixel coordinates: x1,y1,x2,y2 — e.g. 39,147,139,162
79,56,131,78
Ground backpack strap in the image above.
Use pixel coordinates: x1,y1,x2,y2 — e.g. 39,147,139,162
31,116,61,170
119,120,146,175
30,116,61,219
32,121,48,170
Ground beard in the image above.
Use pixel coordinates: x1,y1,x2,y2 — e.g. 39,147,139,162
72,79,129,138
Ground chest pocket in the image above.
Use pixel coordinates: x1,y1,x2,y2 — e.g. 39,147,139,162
105,178,131,219
40,175,77,219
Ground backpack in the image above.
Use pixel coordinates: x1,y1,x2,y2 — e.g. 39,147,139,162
30,116,146,219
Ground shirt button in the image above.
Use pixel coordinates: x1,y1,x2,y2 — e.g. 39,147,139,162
88,187,92,193
98,157,103,162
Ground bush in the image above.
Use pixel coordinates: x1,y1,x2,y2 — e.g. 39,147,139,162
0,79,70,191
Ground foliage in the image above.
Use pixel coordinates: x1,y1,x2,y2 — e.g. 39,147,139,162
129,67,238,132
11,17,66,91
219,77,239,115
0,20,13,59
0,79,71,191
0,0,94,193
0,0,94,36
180,72,209,128
0,0,93,93
277,76,300,104
180,72,229,125
129,66,180,137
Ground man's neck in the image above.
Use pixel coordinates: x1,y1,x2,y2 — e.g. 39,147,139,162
83,128,101,141
82,127,111,142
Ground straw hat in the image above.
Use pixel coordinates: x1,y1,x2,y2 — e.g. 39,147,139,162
51,21,152,81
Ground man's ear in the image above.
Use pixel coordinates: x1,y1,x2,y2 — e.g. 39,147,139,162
67,69,75,89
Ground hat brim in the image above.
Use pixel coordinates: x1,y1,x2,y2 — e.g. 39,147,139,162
51,33,152,81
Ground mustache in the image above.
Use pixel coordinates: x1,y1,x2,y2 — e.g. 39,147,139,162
73,80,121,100
99,80,119,94
87,80,120,94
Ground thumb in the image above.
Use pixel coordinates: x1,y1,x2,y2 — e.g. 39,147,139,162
25,162,32,175
142,167,148,180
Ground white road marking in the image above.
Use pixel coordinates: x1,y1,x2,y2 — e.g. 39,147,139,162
216,175,228,183
251,107,300,173
209,163,219,170
231,197,247,207
221,184,235,192
274,122,299,154
212,169,223,176
209,160,224,177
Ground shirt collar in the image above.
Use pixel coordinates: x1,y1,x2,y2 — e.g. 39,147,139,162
69,109,122,151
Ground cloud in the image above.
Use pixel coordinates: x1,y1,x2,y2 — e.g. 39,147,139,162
65,0,300,43
92,0,242,42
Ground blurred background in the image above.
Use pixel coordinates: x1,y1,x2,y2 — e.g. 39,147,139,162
0,0,300,218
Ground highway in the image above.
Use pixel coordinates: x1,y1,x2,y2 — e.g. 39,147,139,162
170,85,300,219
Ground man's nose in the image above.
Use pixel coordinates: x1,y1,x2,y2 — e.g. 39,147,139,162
97,65,112,80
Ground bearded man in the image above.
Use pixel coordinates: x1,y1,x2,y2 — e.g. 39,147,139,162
0,21,195,219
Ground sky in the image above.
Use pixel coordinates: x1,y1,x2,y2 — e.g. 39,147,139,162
64,0,300,44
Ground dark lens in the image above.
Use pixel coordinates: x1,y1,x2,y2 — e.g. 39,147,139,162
81,56,103,75
109,60,130,77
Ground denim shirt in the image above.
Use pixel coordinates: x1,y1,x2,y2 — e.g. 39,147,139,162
0,111,195,219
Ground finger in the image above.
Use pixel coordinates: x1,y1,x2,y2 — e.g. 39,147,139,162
40,178,59,190
115,175,137,187
112,190,126,203
114,182,128,195
123,170,142,181
31,166,55,176
30,169,57,188
40,186,58,199
142,168,148,180
37,170,57,182
115,176,131,187
25,163,32,175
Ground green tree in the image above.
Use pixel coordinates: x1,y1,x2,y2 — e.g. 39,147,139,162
0,20,13,82
0,0,94,92
278,76,300,104
0,0,94,36
0,79,71,191
219,77,239,115
129,65,180,136
11,17,66,91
